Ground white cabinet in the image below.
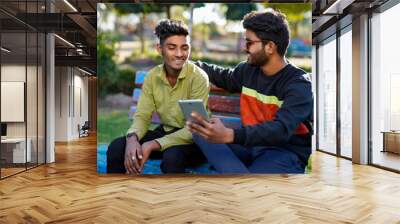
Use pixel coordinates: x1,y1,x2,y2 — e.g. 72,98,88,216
1,138,32,163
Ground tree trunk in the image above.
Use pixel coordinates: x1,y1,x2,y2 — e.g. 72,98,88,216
189,3,194,36
236,32,242,60
202,24,206,54
139,14,146,54
166,5,171,19
292,21,299,39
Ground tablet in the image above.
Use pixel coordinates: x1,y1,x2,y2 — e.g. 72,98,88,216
178,99,209,122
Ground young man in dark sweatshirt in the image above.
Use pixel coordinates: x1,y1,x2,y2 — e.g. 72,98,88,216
188,10,313,174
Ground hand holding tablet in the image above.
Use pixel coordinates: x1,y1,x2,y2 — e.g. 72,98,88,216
178,99,209,123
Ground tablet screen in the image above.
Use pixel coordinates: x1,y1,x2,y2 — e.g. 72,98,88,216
178,99,209,122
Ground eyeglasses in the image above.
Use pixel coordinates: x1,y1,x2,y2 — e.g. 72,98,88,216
245,39,271,49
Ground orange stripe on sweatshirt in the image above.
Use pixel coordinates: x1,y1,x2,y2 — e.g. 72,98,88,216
240,86,309,135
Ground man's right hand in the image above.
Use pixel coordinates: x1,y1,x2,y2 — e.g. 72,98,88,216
124,135,143,174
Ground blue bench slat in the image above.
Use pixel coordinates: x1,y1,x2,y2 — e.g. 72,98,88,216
132,88,142,103
128,105,136,119
135,70,147,86
216,116,241,123
214,115,242,129
97,144,108,174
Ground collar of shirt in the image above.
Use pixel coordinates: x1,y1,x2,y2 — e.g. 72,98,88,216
157,62,189,87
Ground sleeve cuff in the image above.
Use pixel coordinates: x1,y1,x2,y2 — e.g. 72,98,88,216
154,137,169,151
126,128,145,141
233,128,246,145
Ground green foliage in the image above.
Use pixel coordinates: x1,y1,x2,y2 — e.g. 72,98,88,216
98,31,136,98
306,156,312,174
192,3,206,8
112,3,204,18
113,3,164,15
302,66,311,73
192,23,211,42
263,3,311,22
224,3,257,21
114,68,136,96
170,5,187,22
100,66,136,98
97,31,120,98
263,3,311,38
126,48,162,65
145,52,163,65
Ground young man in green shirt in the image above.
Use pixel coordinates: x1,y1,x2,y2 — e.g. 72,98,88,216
107,19,209,174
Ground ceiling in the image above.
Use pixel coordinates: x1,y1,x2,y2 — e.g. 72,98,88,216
0,0,98,75
312,0,389,43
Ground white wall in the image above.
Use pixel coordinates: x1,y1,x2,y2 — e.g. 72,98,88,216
54,67,89,141
55,67,69,141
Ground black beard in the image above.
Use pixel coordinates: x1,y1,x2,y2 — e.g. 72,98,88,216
247,49,269,67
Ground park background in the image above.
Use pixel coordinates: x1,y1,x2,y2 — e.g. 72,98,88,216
97,3,312,148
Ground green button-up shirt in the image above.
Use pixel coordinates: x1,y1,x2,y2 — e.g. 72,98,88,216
127,61,210,151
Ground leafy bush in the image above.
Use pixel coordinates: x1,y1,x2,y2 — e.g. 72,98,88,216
97,31,120,98
114,67,136,96
98,31,138,98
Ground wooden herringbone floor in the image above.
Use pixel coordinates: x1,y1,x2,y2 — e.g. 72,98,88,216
1,135,400,224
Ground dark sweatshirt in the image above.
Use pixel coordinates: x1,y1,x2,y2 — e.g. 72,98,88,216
196,61,313,166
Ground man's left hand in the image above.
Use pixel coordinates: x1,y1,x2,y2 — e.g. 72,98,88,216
139,140,161,173
187,112,234,144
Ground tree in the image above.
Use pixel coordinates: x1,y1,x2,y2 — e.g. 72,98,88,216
97,31,120,98
113,4,164,54
193,23,210,54
225,3,257,21
188,3,205,40
263,3,311,38
223,3,257,59
113,3,206,53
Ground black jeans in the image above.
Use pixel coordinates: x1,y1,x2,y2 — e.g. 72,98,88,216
106,126,206,173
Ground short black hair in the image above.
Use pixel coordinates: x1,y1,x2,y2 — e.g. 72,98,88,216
243,10,290,56
154,19,189,45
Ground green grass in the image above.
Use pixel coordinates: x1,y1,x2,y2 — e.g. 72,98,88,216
97,108,159,145
97,109,132,145
306,156,312,174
